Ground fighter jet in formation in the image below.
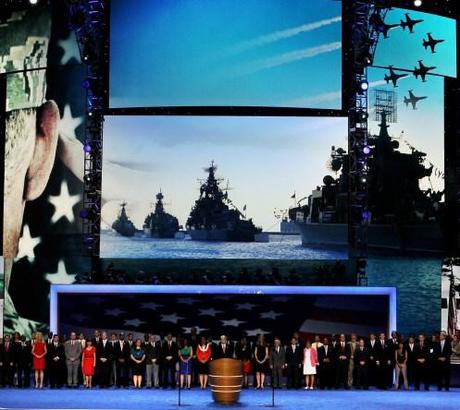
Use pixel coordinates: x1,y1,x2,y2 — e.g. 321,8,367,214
422,33,445,53
404,90,427,110
413,60,436,82
400,13,424,33
381,22,400,39
384,66,408,87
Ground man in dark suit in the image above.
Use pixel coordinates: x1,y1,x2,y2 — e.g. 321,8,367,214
414,334,430,391
97,331,112,388
161,333,178,389
145,334,161,388
285,337,302,389
269,337,285,389
334,334,349,389
317,337,334,389
114,333,130,387
434,332,452,391
354,339,369,389
367,333,379,387
14,335,31,388
376,332,392,390
405,335,417,386
109,333,118,386
0,335,15,386
213,335,234,359
48,335,64,388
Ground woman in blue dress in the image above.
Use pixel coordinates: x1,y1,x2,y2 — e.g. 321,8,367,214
130,339,146,389
179,338,193,389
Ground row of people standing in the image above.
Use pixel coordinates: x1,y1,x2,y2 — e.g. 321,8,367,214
1,330,459,390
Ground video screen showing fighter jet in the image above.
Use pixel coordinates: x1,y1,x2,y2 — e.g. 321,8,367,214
367,9,455,195
373,8,456,78
109,0,342,109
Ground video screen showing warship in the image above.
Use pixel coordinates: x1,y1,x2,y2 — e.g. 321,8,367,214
100,115,348,260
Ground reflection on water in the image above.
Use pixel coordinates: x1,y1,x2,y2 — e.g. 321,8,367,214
100,231,347,260
367,257,441,336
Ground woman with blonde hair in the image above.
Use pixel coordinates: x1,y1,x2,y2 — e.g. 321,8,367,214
31,332,47,388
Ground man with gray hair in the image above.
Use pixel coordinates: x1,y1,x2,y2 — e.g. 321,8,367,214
434,331,452,391
145,334,160,388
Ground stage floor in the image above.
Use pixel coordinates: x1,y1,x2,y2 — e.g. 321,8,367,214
0,388,459,410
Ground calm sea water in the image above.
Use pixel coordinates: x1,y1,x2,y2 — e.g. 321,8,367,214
367,257,442,336
100,231,346,260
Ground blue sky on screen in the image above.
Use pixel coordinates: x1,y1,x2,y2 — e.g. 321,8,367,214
109,0,342,109
101,116,347,231
373,8,456,78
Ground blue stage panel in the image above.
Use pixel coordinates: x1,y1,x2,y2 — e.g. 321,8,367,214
0,388,458,410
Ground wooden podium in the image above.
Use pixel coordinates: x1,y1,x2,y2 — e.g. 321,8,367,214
209,359,243,404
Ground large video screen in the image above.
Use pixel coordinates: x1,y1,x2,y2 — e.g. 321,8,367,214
52,285,395,340
101,115,348,260
109,0,342,109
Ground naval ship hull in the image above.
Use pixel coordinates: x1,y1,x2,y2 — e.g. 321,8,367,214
188,228,257,242
143,227,176,239
296,222,444,253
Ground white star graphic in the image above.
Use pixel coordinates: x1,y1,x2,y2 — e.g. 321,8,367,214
183,326,208,334
49,181,81,224
236,303,256,310
260,311,283,320
221,319,246,327
199,308,223,317
70,313,87,323
246,328,271,337
124,319,146,328
45,260,76,285
140,302,163,310
105,308,126,316
58,32,81,64
177,297,199,305
59,104,83,140
160,314,184,324
16,224,40,261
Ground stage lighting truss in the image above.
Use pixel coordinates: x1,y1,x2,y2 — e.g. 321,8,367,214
348,2,389,261
67,0,108,256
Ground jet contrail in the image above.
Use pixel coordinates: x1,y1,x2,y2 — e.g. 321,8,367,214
285,77,409,108
235,41,341,76
229,16,342,55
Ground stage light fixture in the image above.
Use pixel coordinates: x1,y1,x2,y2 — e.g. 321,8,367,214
361,176,367,183
414,0,422,7
29,0,39,4
361,210,370,222
83,143,92,153
360,81,369,91
355,111,368,122
363,146,371,155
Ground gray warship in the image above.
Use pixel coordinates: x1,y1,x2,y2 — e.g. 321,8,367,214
290,113,444,253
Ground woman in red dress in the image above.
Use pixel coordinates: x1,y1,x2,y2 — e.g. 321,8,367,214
81,339,96,388
32,332,47,388
196,336,212,389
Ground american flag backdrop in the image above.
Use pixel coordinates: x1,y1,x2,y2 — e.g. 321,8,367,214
2,3,90,336
57,290,390,342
